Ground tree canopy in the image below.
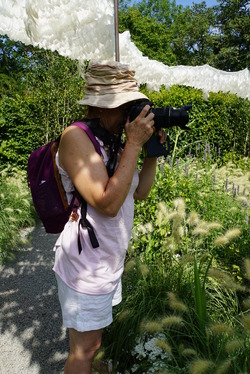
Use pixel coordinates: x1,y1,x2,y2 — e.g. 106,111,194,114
119,0,249,69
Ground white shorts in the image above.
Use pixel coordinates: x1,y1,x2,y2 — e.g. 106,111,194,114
55,274,122,332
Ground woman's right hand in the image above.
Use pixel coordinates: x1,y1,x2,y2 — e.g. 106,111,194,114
125,104,155,149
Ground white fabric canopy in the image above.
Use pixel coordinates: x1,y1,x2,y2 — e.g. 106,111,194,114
0,0,249,99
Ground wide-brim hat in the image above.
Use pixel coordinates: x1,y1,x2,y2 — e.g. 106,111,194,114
78,60,149,109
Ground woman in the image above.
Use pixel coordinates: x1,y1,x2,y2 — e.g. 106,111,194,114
53,60,166,374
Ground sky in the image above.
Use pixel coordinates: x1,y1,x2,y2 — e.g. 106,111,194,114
175,0,218,7
131,0,218,7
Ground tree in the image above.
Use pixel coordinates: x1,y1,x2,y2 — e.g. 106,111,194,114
213,0,249,70
171,2,216,66
119,0,249,70
136,0,177,27
0,36,85,168
119,7,177,65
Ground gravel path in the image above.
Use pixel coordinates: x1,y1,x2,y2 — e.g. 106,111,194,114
0,223,68,374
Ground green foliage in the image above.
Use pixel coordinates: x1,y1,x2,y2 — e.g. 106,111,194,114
0,38,85,169
119,8,176,65
119,0,249,70
0,167,36,263
134,155,249,272
104,159,250,373
0,34,249,171
213,0,249,71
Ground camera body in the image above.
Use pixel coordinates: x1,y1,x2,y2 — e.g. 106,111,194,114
128,101,191,157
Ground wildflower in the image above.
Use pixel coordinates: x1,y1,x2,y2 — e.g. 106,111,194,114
214,236,229,247
9,216,17,223
168,292,188,313
142,320,163,333
124,259,136,273
137,224,147,234
215,359,233,374
167,211,178,221
203,149,207,163
157,211,164,226
187,212,200,226
156,339,172,356
241,314,250,333
157,203,169,225
18,237,28,246
180,254,194,265
22,199,31,207
182,348,197,357
173,198,186,212
4,207,14,213
161,315,184,328
144,222,154,233
140,264,149,277
177,225,184,238
237,196,248,205
118,310,130,322
158,202,168,215
224,228,241,241
164,237,176,251
242,297,250,310
207,222,222,230
224,339,243,354
209,322,234,336
208,268,246,292
244,258,250,280
172,220,185,243
193,227,209,236
189,359,214,374
225,178,229,192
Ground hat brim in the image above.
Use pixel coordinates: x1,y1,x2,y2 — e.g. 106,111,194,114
78,91,149,109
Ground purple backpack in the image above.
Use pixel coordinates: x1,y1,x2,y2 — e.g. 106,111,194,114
27,122,101,239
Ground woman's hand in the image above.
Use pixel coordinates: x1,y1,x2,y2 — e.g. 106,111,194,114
157,128,167,144
125,105,155,149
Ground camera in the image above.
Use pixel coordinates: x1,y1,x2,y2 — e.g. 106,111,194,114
128,101,192,157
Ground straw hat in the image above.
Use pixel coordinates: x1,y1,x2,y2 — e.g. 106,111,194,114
78,60,148,109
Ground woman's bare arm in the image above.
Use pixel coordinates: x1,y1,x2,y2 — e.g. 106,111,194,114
59,106,155,216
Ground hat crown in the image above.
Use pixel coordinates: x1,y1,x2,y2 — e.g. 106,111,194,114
78,60,148,108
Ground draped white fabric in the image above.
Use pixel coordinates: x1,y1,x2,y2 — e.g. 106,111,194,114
0,0,249,99
0,0,116,60
120,32,250,100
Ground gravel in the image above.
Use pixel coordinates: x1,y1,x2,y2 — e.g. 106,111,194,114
0,223,68,374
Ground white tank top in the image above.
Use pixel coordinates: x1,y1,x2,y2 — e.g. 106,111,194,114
53,137,139,295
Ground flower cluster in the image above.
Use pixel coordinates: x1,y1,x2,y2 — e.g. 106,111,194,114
130,333,172,373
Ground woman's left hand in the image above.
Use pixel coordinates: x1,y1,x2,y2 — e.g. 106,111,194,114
157,128,167,144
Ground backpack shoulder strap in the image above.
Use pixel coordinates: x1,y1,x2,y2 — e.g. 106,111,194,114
69,121,101,253
71,121,102,156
